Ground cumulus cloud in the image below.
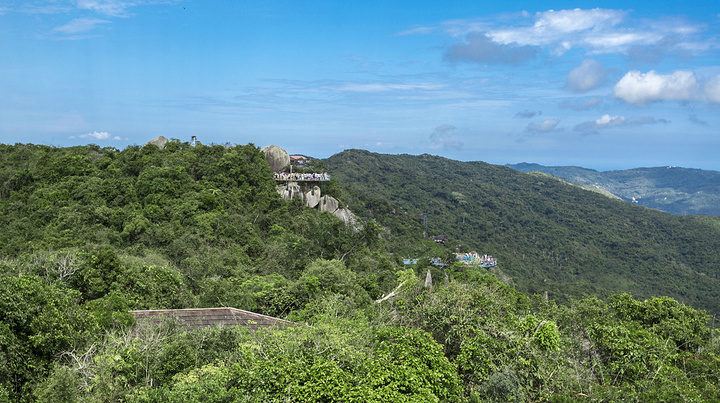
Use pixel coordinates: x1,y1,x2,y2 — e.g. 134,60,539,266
416,8,710,61
514,110,541,119
487,8,666,55
612,70,719,105
574,114,669,132
444,32,538,65
565,59,610,92
585,114,626,129
430,124,463,149
536,8,623,31
490,8,626,47
558,97,603,110
526,119,560,132
614,70,698,104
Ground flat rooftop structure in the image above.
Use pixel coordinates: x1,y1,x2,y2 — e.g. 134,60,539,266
130,307,292,331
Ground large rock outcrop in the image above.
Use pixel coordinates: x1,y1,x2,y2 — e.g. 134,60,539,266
318,195,358,226
332,207,357,226
262,145,291,172
304,185,322,208
318,195,339,213
280,182,304,201
145,136,169,149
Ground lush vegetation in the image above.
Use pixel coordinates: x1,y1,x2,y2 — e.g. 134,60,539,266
508,163,720,216
327,149,720,314
1,142,719,401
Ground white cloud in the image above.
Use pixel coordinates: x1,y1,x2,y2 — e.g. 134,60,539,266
74,0,181,16
74,0,133,16
613,70,700,105
596,114,626,127
534,8,625,33
489,8,628,50
489,8,625,47
526,119,560,132
574,114,669,132
583,32,662,54
553,41,572,56
77,131,115,140
424,8,710,61
566,59,610,92
53,17,111,34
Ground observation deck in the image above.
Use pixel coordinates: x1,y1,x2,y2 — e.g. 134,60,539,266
274,172,330,182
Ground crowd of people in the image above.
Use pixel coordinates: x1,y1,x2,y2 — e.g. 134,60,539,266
402,252,497,268
273,172,330,181
456,252,497,267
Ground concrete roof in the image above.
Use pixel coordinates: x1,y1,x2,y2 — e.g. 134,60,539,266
130,307,292,331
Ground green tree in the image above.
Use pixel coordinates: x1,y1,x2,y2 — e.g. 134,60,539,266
0,275,94,401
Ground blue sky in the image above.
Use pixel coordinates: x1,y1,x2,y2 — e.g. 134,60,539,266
1,1,719,170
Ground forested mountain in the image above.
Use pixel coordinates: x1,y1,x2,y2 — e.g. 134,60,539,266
0,141,399,401
326,149,720,314
507,163,720,216
1,142,719,402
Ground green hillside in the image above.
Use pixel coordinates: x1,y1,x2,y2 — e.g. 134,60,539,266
326,149,720,314
1,143,719,402
508,163,720,216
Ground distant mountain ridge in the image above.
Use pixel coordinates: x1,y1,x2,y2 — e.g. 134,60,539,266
507,163,720,216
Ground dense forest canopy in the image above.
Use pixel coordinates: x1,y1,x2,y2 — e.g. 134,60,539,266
326,149,720,314
1,142,719,402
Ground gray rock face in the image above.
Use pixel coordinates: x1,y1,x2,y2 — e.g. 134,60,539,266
318,195,339,213
274,183,359,229
261,145,290,172
332,208,358,226
145,136,169,149
304,186,322,208
281,182,303,201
